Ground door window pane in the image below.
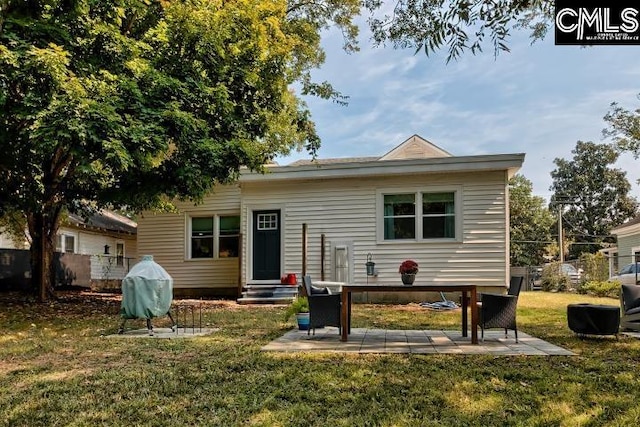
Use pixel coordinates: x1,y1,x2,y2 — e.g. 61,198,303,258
257,213,278,230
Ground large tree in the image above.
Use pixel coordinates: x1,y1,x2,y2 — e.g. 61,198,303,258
509,174,554,266
364,0,553,61
549,141,638,259
604,94,640,162
0,0,359,300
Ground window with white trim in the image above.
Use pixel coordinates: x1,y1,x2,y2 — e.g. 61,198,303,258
189,215,240,259
257,213,278,230
191,217,214,258
116,241,125,266
383,194,416,239
381,190,459,241
219,216,240,258
56,234,75,253
422,192,456,238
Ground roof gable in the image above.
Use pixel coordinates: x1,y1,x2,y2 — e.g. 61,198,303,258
379,135,452,160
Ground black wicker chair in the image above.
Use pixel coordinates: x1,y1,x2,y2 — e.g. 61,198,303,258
507,276,524,296
479,293,519,343
301,275,342,336
621,284,640,332
477,275,523,311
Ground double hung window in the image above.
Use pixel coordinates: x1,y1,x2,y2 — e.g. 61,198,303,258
190,215,240,259
56,234,76,253
382,190,458,241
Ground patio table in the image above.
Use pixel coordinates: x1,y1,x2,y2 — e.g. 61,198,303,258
340,283,478,344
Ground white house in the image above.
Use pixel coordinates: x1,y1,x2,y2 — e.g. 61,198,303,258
137,135,524,301
609,215,640,275
60,210,138,286
0,210,137,289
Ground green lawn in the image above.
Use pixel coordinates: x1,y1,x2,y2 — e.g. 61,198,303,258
1,291,639,426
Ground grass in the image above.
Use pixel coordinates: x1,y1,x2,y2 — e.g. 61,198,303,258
1,291,640,426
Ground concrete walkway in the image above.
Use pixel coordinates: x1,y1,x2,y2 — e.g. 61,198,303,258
262,327,575,355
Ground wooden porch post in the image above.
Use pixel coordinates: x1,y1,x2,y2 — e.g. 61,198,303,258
302,224,307,276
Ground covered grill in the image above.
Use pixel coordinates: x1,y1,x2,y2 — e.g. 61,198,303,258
118,255,175,335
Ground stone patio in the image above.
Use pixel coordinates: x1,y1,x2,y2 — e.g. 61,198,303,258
262,327,575,355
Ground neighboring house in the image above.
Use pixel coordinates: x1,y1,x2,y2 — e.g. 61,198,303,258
610,215,640,275
59,211,138,287
137,135,524,301
0,210,137,290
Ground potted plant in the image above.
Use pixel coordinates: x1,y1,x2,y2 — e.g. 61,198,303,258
399,260,419,285
283,296,310,330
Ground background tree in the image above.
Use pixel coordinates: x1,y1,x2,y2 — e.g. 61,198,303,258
549,141,638,259
364,0,553,61
0,0,360,301
604,94,640,162
509,174,555,266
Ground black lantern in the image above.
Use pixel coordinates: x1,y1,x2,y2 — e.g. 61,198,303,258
104,245,110,255
365,253,376,276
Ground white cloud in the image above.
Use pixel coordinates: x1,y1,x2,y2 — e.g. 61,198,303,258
280,24,640,200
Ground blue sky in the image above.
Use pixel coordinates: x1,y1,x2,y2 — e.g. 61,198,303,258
278,22,640,202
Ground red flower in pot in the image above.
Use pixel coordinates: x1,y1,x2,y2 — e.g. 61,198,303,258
399,260,419,275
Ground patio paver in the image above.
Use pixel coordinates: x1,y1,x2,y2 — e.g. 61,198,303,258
262,327,575,355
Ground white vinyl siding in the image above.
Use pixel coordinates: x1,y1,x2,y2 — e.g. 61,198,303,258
137,170,510,293
241,171,508,290
137,185,241,290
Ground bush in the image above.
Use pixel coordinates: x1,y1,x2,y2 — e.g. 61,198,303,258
283,297,309,322
579,252,609,283
541,262,570,292
578,280,621,298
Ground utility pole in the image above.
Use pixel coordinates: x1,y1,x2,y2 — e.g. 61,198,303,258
557,204,564,263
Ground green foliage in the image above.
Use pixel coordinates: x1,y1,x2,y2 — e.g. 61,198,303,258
0,208,28,248
579,252,610,283
550,141,638,259
578,280,621,298
0,0,361,299
365,0,553,62
541,262,570,292
604,96,640,161
283,296,309,321
509,174,555,266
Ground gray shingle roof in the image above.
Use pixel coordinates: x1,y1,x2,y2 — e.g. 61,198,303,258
66,210,137,235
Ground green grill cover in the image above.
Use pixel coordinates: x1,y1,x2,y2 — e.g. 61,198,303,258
120,255,173,319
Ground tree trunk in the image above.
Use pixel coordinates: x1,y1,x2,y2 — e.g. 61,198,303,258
28,210,60,302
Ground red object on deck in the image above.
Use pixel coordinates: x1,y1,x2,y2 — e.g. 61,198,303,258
281,273,297,285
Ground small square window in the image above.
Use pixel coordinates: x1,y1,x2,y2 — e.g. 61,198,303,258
257,213,278,231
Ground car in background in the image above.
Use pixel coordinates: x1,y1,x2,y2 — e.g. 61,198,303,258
611,263,640,285
560,263,582,285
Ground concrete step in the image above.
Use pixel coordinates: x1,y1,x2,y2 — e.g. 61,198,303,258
237,296,295,305
237,283,299,304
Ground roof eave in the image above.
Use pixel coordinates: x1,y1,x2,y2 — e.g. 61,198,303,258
240,153,525,182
